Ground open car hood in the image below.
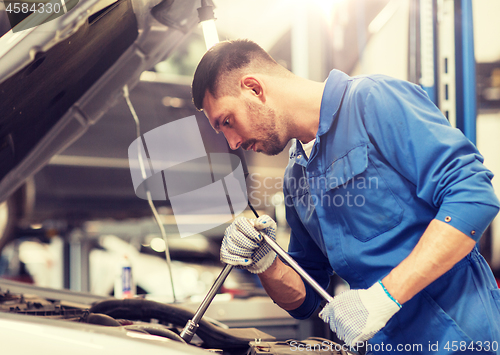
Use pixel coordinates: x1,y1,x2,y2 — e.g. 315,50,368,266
0,0,199,203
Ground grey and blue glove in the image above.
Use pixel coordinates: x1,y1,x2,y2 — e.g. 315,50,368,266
220,215,277,274
319,281,401,347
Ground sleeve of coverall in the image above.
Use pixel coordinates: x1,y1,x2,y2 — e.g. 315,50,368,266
361,77,500,241
283,185,334,319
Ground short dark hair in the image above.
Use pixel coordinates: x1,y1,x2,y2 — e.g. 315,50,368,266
191,39,279,110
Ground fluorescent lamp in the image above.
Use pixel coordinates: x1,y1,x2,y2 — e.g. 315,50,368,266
201,19,219,49
198,0,219,50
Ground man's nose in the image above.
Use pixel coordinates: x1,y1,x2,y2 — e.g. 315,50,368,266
224,131,242,150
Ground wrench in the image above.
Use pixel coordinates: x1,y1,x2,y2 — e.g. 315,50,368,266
180,206,333,343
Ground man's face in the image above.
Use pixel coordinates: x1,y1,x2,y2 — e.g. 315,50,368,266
202,91,288,156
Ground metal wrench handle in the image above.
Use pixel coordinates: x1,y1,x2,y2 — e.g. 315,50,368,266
179,202,260,343
180,204,333,344
260,233,334,303
180,263,233,342
180,232,333,343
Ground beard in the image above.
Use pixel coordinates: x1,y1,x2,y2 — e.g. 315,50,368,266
242,100,288,156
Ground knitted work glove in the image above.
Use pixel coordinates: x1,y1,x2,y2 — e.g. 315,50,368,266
220,215,277,274
319,281,401,347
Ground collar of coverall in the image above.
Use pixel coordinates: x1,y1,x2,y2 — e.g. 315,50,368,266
316,69,350,137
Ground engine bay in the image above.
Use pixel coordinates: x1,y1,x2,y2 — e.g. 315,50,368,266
0,286,352,355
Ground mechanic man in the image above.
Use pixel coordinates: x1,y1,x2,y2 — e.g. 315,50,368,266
191,39,500,353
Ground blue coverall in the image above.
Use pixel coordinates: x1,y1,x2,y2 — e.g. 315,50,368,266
284,70,500,354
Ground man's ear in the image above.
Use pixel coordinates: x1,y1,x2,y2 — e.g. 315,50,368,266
241,76,265,103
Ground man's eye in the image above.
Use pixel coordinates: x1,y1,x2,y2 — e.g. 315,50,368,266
223,118,230,126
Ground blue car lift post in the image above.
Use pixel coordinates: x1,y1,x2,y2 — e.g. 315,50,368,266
415,0,477,145
454,0,476,145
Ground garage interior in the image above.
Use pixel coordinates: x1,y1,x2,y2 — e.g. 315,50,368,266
0,0,499,350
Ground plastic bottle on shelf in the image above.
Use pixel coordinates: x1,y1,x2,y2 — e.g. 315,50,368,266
114,255,136,299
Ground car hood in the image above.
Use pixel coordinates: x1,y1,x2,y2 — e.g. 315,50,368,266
0,0,199,203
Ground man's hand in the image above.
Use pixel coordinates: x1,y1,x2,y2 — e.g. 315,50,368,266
319,281,401,347
220,215,277,274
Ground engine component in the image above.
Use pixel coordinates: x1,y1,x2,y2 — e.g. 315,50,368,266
90,298,275,349
124,324,186,343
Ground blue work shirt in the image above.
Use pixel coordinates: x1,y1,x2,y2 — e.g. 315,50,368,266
284,70,500,354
